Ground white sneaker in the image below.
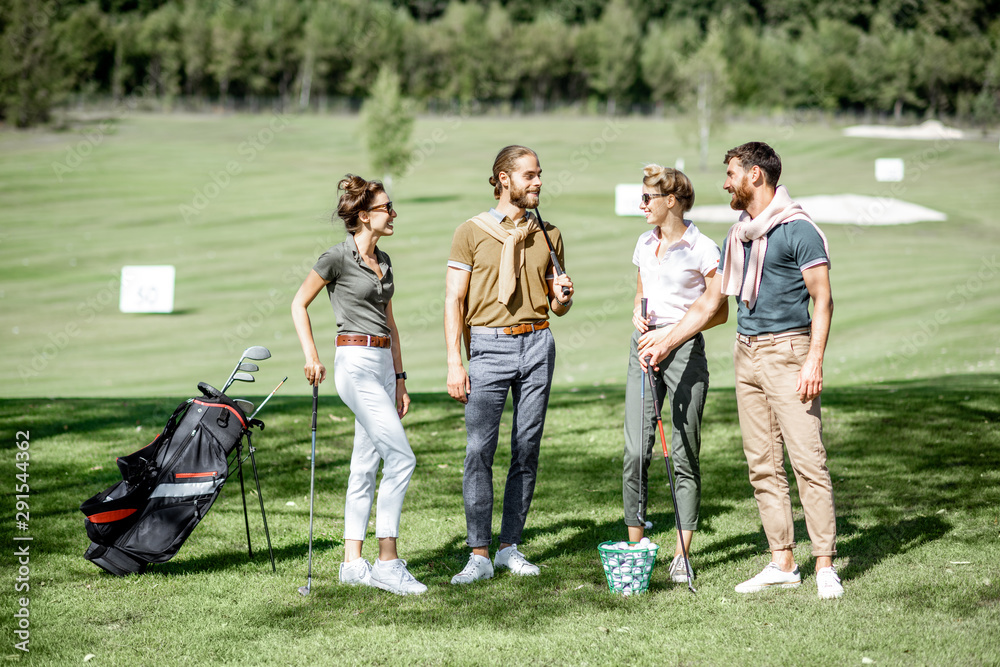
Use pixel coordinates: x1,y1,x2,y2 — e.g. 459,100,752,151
734,562,802,593
450,553,494,585
668,554,694,583
494,545,540,576
816,566,844,599
369,558,427,596
339,557,372,586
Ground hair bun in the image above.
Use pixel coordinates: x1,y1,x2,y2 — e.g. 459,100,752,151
338,174,368,197
643,163,666,179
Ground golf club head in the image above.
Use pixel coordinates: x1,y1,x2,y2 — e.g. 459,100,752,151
238,362,259,373
297,584,310,596
233,398,254,414
243,346,271,361
232,372,255,384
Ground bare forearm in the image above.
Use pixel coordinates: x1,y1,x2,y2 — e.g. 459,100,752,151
291,305,320,362
808,296,833,362
444,297,466,367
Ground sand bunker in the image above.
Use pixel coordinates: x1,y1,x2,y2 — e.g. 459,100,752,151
688,194,947,226
842,120,965,140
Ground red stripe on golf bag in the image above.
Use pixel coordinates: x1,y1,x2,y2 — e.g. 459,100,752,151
87,508,139,523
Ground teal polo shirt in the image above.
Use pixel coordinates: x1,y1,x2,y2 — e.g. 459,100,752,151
719,220,829,336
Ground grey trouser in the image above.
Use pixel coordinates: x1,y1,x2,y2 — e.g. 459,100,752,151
463,328,556,548
623,329,709,530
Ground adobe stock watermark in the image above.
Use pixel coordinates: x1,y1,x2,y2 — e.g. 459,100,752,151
540,118,629,208
886,254,998,369
18,275,120,382
179,111,292,223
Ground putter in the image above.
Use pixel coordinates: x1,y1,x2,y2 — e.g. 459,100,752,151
532,208,570,297
646,358,697,594
222,346,271,393
298,383,319,596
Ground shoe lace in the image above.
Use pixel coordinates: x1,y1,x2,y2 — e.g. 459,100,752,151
458,557,480,577
390,559,416,583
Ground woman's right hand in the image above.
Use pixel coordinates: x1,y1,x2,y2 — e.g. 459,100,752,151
304,360,326,386
632,306,649,334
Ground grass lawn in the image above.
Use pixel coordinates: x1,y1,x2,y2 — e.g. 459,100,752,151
1,376,998,664
1,112,999,664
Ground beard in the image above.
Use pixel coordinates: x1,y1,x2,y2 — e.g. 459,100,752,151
728,175,754,212
509,181,540,210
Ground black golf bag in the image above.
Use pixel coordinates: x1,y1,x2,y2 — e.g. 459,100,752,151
80,383,273,576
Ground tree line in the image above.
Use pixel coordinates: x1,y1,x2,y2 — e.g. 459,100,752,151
2,0,998,127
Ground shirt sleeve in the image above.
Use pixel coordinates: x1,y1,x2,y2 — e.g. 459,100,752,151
701,239,721,276
787,221,829,270
312,247,342,284
448,222,474,272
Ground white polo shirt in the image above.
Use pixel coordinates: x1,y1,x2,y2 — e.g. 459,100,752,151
632,222,720,327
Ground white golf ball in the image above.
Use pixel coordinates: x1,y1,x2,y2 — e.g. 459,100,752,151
645,521,653,529
638,537,650,547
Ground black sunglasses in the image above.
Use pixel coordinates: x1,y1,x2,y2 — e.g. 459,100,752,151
368,201,394,214
641,193,670,205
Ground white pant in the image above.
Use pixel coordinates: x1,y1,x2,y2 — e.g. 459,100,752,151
334,345,415,540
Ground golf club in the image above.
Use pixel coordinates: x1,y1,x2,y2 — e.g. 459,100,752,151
249,376,288,421
222,346,271,393
230,372,255,386
645,357,697,593
532,207,570,297
233,398,255,415
638,297,648,530
298,383,319,597
238,362,259,373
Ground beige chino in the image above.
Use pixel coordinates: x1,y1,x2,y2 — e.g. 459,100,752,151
733,332,837,557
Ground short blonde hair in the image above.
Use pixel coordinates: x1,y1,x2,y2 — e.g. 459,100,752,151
642,164,695,213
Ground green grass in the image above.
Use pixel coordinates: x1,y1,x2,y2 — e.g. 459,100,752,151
1,113,999,664
1,377,998,664
1,113,998,397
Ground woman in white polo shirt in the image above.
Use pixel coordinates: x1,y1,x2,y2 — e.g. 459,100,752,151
291,174,425,596
623,164,728,584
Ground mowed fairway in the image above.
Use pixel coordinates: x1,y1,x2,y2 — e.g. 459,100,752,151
1,114,999,665
1,113,998,396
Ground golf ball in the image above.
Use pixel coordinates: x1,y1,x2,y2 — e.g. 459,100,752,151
638,537,650,547
645,521,653,529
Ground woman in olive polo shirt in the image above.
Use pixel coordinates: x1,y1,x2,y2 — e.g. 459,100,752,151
291,174,425,596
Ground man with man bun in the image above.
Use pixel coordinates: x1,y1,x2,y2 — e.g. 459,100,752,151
444,145,574,585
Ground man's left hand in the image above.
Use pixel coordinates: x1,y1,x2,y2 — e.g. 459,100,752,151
796,355,824,402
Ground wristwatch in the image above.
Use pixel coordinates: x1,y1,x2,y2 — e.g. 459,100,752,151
395,372,407,380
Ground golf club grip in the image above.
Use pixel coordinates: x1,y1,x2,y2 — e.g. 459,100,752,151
311,384,318,430
549,251,571,297
534,208,571,298
640,297,647,319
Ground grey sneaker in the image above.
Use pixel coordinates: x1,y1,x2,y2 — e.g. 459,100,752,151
668,554,694,583
369,558,427,596
494,545,540,576
450,553,494,585
339,557,372,586
734,562,802,593
816,566,844,599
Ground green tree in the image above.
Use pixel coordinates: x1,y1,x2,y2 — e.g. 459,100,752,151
639,19,697,114
0,0,65,126
363,68,414,190
579,0,641,114
677,23,731,170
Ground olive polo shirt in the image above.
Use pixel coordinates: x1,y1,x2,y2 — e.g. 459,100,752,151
313,234,394,336
448,208,565,328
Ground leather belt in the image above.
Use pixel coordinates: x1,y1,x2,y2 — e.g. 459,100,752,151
736,327,810,346
336,334,391,348
470,321,550,336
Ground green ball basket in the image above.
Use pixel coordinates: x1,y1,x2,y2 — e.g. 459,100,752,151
598,540,659,595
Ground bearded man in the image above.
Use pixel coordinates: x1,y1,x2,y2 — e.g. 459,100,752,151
444,145,574,585
640,141,843,599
